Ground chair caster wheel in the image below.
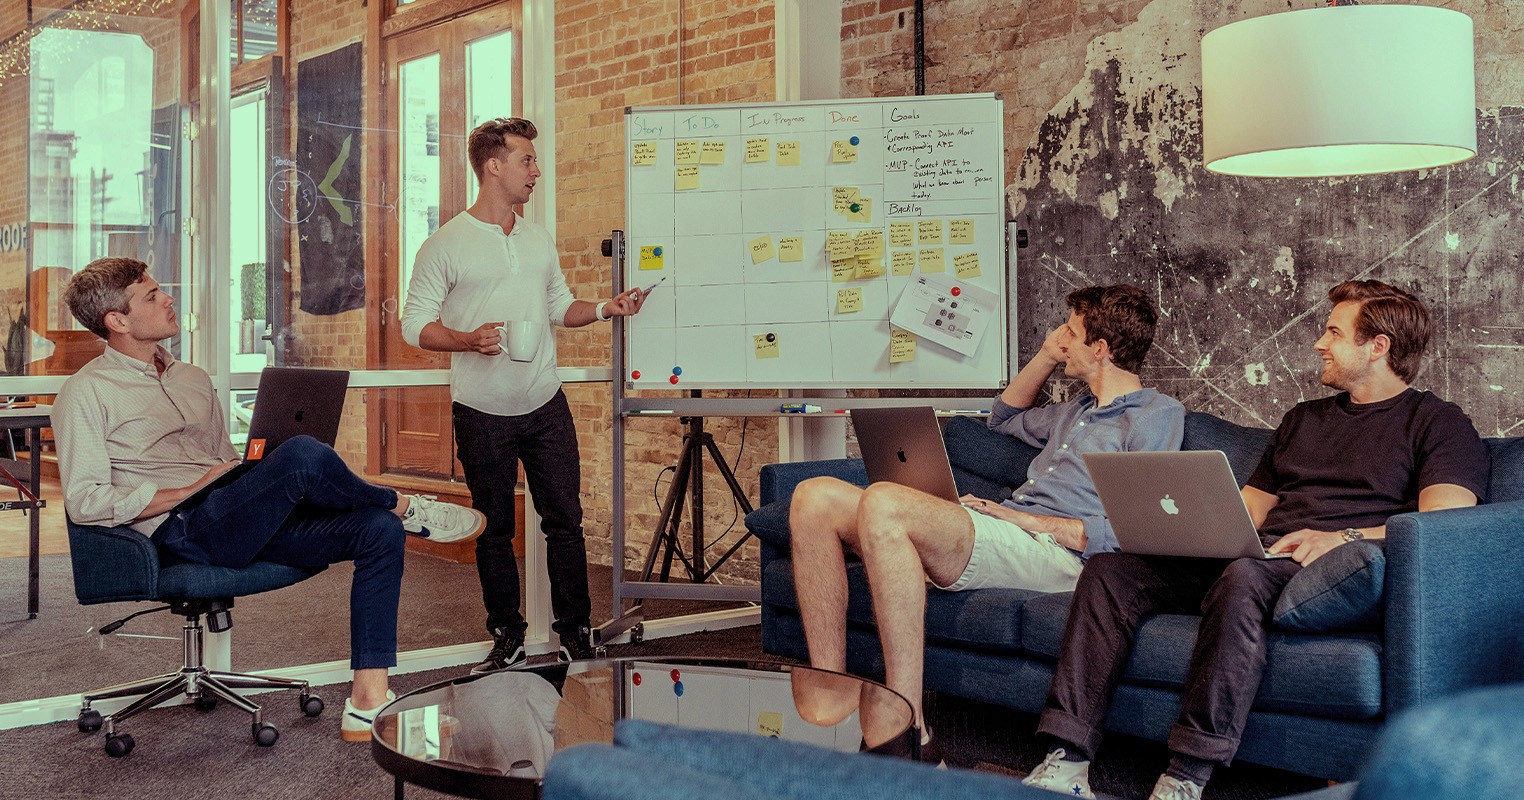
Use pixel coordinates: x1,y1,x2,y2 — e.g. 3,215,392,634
78,709,103,733
105,733,135,757
300,694,324,717
630,623,645,644
194,696,219,712
253,723,279,747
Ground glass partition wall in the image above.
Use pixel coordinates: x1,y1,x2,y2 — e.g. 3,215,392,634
0,0,539,706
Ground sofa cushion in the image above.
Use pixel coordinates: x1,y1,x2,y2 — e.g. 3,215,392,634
1484,437,1524,504
1273,541,1385,632
746,498,793,553
1181,412,1274,485
1021,592,1384,720
943,415,1040,501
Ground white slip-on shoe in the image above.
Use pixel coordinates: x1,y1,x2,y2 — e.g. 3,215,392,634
340,689,396,742
402,495,486,544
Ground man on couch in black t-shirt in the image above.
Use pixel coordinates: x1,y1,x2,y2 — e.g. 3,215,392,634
1021,280,1491,800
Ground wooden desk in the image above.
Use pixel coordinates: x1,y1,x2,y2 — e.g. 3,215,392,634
0,405,51,619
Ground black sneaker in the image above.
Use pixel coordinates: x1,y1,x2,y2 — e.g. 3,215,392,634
470,629,526,674
557,625,596,661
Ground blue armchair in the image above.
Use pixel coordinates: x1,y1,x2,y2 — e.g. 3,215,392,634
67,519,327,757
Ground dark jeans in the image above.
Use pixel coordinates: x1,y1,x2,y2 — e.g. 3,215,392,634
1038,551,1301,765
152,435,405,670
452,390,591,640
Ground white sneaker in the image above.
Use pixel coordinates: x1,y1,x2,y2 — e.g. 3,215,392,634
340,690,395,742
1021,748,1095,798
1147,775,1204,800
403,495,486,543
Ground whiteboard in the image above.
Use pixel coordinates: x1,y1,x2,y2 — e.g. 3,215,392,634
623,94,1007,389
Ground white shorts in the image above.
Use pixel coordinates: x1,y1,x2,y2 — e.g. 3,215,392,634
933,508,1084,594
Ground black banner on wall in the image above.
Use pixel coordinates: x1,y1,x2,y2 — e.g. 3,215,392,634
294,43,364,316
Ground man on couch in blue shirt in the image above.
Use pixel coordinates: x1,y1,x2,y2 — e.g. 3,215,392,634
789,284,1185,759
1023,279,1490,800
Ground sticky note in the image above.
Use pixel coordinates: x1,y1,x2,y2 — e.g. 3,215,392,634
748,234,776,265
745,138,770,163
832,187,860,215
826,230,855,259
675,140,700,165
949,218,975,244
632,141,657,166
836,287,863,314
754,334,780,359
891,250,917,276
831,140,859,163
855,229,885,257
639,246,665,271
778,237,803,262
776,141,801,166
890,329,917,363
918,219,943,244
954,251,981,278
849,198,873,223
757,711,783,737
854,253,886,279
889,222,915,248
919,247,945,273
675,165,700,191
830,257,857,282
700,140,726,165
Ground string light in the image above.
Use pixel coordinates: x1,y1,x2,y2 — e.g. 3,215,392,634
0,0,179,90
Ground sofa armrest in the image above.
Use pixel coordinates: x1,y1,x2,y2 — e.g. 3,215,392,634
66,522,160,605
1384,500,1524,711
758,458,868,506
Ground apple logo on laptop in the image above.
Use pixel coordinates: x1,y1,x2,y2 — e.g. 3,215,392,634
1159,494,1179,515
897,448,907,463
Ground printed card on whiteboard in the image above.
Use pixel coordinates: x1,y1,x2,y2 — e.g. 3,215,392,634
888,274,997,358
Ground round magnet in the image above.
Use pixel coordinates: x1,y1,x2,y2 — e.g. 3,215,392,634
633,672,643,686
765,332,775,343
849,136,860,146
849,203,861,213
631,370,642,380
672,366,683,376
653,247,663,256
670,375,679,385
674,681,685,697
671,670,682,682
951,287,962,297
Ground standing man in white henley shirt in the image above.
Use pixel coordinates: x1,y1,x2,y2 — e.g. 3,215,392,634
401,117,645,671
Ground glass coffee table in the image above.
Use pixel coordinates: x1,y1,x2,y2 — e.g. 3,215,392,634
371,656,914,799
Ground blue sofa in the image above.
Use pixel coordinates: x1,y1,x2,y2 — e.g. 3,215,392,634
748,411,1524,781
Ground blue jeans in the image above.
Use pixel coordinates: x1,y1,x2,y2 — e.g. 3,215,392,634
152,435,405,670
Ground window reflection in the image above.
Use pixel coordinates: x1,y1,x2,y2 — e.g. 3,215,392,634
398,54,440,307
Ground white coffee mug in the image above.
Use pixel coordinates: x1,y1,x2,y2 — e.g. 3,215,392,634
496,320,542,362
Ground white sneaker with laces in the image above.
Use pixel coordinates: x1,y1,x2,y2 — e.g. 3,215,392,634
1021,748,1095,798
403,495,486,543
340,689,395,742
1147,775,1204,800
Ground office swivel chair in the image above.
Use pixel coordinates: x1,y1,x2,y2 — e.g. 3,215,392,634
67,519,327,757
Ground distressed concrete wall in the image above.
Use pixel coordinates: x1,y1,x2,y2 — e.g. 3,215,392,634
845,0,1524,436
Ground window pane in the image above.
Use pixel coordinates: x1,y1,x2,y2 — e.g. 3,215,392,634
398,54,441,307
465,31,513,206
229,92,268,373
241,0,279,62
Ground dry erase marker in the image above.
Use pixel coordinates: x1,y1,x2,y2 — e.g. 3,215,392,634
641,275,668,295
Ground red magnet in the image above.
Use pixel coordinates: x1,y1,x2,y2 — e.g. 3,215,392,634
670,375,680,384
631,370,642,380
670,669,682,682
951,286,961,297
633,672,643,686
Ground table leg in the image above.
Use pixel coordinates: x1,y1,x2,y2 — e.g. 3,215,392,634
395,775,405,800
27,426,39,619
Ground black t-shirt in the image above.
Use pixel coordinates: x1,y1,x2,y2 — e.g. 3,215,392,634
1247,389,1491,537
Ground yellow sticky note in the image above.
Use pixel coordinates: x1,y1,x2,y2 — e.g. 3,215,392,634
675,140,700,165
632,141,657,166
757,711,783,737
639,245,665,271
826,231,855,260
891,250,917,276
748,234,776,265
700,140,726,165
949,218,975,245
954,251,981,279
754,334,780,359
830,257,857,282
832,187,860,215
675,165,700,191
776,141,801,166
854,229,885,257
837,287,863,314
831,140,859,163
919,247,945,273
849,198,873,223
889,222,915,248
854,253,886,279
918,219,943,244
745,138,770,163
890,329,917,363
778,237,803,262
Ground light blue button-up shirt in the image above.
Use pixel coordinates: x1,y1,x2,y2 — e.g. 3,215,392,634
988,388,1185,560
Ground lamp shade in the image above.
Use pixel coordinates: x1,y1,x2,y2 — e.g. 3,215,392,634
1202,5,1476,178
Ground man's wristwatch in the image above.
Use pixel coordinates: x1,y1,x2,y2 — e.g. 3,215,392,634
1340,528,1365,543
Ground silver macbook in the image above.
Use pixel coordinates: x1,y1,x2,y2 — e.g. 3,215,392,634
1083,451,1290,560
850,406,960,502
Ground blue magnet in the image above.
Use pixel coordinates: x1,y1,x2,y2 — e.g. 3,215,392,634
672,366,683,376
849,136,860,146
653,246,663,256
673,681,685,697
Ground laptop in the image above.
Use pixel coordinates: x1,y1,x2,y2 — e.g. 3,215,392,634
178,367,351,509
850,406,960,502
1083,451,1290,560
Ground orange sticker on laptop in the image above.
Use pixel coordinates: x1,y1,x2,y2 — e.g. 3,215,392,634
247,439,267,460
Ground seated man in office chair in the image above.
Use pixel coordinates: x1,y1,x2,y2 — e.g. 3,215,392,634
53,256,487,742
789,284,1185,761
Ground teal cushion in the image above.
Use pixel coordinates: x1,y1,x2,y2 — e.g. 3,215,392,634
1273,541,1386,632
